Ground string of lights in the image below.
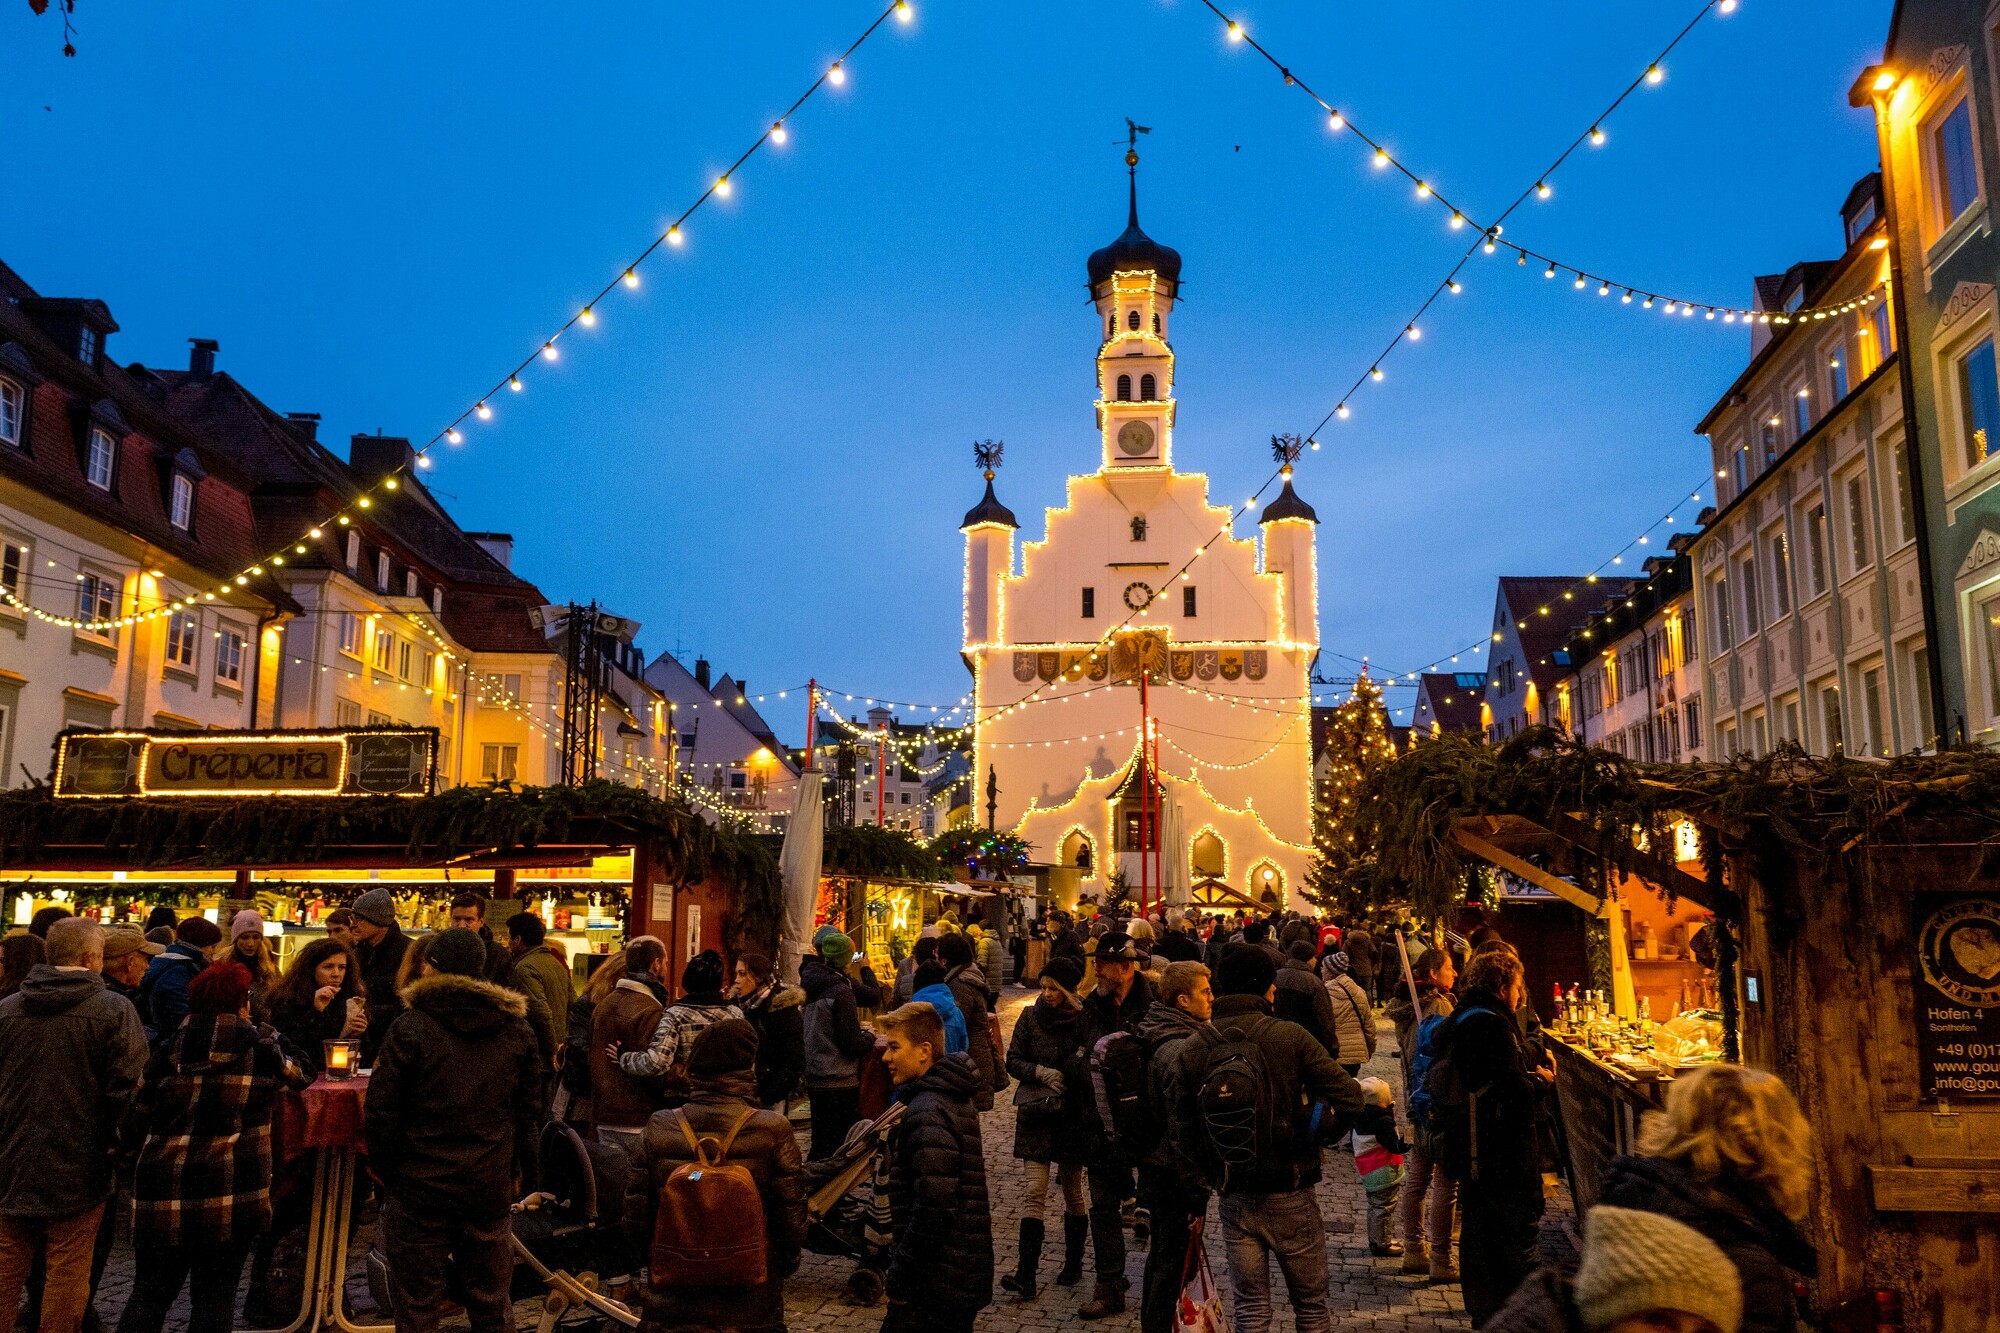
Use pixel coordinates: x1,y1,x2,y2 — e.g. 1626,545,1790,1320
1197,0,1852,344
0,1,919,634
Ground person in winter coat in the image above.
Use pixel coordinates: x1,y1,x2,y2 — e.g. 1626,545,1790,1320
346,889,411,1062
446,894,518,984
999,956,1089,1303
265,938,366,1078
591,938,668,1154
116,962,311,1333
938,933,998,1112
1134,962,1215,1333
1273,941,1341,1060
1067,931,1156,1320
971,924,1007,1004
802,926,877,1160
1350,1077,1408,1256
911,961,969,1054
1344,922,1378,1001
613,951,740,1106
892,938,938,1008
0,919,148,1333
1597,1064,1815,1333
226,911,281,1025
1440,948,1549,1325
732,952,806,1110
621,1019,808,1333
507,911,574,1054
1385,946,1458,1281
0,932,45,1001
1319,951,1378,1075
99,929,163,1041
363,928,542,1333
878,1003,993,1333
140,916,221,1042
1485,1205,1743,1333
1173,944,1363,1333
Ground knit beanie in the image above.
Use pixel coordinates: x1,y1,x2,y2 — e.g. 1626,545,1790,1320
1040,956,1085,997
427,927,488,979
687,1017,760,1077
351,888,397,927
813,925,855,970
231,909,266,941
682,948,727,996
1574,1206,1742,1333
1324,951,1352,976
1215,942,1278,997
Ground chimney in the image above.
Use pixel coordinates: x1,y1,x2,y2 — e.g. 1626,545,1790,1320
349,433,415,481
694,658,711,689
188,339,218,380
466,532,513,569
285,412,320,441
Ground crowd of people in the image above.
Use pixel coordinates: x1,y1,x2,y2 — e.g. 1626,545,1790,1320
0,896,1822,1333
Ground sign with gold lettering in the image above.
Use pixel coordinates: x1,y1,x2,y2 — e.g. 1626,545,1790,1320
53,728,437,800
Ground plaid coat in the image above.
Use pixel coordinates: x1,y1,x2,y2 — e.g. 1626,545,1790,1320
121,1013,309,1248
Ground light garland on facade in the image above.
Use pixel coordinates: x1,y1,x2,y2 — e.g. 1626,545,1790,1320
0,3,919,635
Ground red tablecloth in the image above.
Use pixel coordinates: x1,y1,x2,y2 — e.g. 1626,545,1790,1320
290,1074,370,1152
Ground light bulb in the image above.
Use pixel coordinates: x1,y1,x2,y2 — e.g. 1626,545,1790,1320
828,62,846,84
1544,263,1556,279
1448,279,1462,293
667,225,684,246
895,0,912,21
1574,274,1586,289
1327,110,1344,131
1598,282,1610,295
1483,238,1496,253
1369,366,1384,382
542,342,559,361
417,455,432,470
1226,20,1244,40
715,176,731,197
1415,180,1430,198
509,375,523,391
579,306,596,325
1405,324,1421,340
771,122,788,144
1589,127,1606,145
623,268,640,288
1646,64,1664,83
1449,211,1465,229
1622,291,1633,303
446,429,462,444
1535,181,1552,199
1336,403,1350,418
1373,148,1389,168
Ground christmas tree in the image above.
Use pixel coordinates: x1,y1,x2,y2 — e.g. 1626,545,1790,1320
1305,671,1400,914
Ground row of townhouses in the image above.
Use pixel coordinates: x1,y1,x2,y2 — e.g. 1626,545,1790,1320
0,255,795,819
1413,0,2000,763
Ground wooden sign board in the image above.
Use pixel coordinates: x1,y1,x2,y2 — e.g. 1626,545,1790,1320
1911,892,2000,1099
54,728,437,799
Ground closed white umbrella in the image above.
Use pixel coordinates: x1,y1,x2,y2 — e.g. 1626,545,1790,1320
777,771,825,984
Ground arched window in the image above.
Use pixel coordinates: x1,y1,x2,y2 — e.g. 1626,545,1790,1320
1116,374,1132,401
1108,314,1117,337
1140,374,1156,400
1152,313,1161,334
1127,309,1141,331
1190,831,1225,879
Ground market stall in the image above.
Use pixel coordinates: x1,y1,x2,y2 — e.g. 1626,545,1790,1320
1360,731,2000,1331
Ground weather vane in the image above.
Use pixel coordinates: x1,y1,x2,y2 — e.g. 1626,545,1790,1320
1270,433,1304,468
972,439,1004,479
1116,118,1152,168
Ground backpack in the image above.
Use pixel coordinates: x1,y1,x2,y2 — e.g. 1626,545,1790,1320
1191,1021,1279,1188
649,1107,768,1290
1090,1031,1160,1152
1423,1008,1491,1184
1404,1011,1452,1130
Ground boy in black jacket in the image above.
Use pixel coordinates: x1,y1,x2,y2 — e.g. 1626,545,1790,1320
879,1002,994,1333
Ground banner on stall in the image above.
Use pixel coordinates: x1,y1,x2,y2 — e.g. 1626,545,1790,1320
53,727,438,799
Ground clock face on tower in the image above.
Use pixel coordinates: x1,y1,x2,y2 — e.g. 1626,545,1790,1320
1116,419,1157,458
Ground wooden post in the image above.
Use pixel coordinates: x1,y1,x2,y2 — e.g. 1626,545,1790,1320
492,867,517,901
1602,890,1637,1018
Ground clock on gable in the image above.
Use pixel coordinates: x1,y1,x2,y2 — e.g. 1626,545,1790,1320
1116,419,1157,458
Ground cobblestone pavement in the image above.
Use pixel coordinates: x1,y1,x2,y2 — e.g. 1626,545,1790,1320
87,988,1575,1332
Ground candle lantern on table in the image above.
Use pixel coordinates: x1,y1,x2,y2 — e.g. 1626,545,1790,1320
322,1039,360,1080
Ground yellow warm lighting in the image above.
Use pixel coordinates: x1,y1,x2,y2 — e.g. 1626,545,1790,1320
1872,70,1897,92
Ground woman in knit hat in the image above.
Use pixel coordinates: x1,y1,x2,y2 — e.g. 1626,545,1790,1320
228,910,280,1024
1485,1204,1742,1333
800,925,876,1159
997,954,1089,1302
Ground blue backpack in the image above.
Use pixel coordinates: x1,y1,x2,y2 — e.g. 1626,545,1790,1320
1405,1011,1453,1130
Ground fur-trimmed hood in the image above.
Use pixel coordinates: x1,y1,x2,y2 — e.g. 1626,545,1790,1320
766,983,805,1012
399,970,529,1037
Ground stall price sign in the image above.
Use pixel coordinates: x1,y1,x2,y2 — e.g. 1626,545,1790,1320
54,727,437,799
1912,893,2000,1099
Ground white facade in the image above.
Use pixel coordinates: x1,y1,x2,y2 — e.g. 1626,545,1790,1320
963,183,1316,909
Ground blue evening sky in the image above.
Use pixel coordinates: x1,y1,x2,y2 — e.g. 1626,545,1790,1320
1,0,1891,737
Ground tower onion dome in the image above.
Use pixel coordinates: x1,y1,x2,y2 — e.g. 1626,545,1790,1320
1087,162,1182,298
1259,476,1318,524
962,472,1018,529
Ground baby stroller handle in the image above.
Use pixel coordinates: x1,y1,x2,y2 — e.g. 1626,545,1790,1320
508,1234,640,1329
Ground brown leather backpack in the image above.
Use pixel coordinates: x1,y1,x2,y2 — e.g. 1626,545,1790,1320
648,1107,768,1290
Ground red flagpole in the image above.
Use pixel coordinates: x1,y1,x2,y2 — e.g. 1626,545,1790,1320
803,678,817,771
1138,672,1152,918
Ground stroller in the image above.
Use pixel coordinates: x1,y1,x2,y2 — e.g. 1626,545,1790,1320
803,1102,904,1306
509,1121,645,1330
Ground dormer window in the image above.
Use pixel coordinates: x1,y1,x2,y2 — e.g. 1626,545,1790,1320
1140,373,1156,400
79,326,99,367
405,570,418,598
168,473,194,530
86,427,116,491
1117,374,1132,401
345,530,360,571
0,379,21,448
376,551,391,591
1126,309,1140,331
